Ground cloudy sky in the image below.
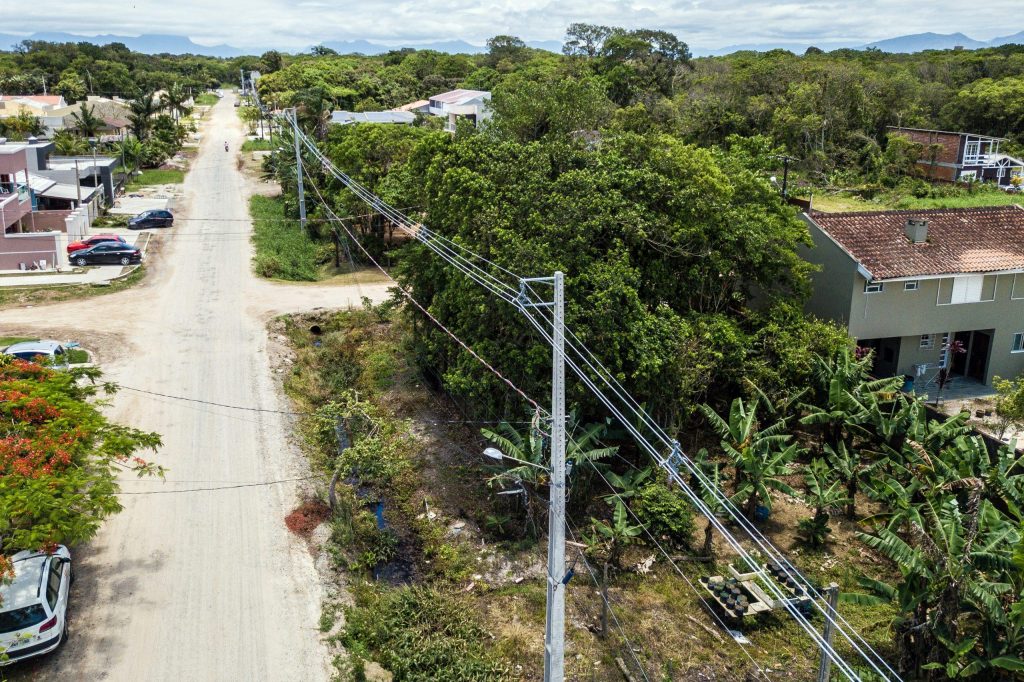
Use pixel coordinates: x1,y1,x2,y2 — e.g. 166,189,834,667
6,0,1024,50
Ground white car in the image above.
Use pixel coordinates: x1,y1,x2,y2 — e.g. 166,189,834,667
2,340,68,368
0,547,72,666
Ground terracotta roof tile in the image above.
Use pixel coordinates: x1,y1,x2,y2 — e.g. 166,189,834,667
810,205,1024,280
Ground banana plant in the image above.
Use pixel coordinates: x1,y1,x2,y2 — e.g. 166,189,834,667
847,488,1022,679
701,397,799,521
800,458,850,546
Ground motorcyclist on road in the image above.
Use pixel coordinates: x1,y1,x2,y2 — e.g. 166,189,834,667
224,141,229,152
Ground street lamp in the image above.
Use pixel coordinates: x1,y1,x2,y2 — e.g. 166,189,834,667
88,137,100,206
482,447,550,472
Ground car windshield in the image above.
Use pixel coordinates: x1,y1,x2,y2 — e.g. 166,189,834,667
0,605,47,634
12,351,49,360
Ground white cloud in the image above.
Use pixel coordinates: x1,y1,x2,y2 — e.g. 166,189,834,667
6,0,1024,50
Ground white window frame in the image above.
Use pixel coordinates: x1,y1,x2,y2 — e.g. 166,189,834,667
1012,274,1024,300
1013,332,1024,354
904,280,920,291
919,334,935,350
938,275,997,305
964,140,981,164
864,282,884,294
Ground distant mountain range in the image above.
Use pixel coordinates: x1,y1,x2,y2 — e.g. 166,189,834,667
0,31,245,57
0,30,1022,58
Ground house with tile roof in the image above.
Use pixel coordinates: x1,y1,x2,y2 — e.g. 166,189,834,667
888,127,1024,187
801,206,1024,388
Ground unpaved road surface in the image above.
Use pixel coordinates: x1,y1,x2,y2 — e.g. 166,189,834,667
1,94,387,681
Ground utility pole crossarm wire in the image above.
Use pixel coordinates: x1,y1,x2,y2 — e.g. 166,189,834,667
544,271,566,682
291,109,307,231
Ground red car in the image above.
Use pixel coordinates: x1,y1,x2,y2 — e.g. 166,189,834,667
66,234,127,255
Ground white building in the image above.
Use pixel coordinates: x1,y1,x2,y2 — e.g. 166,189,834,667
426,89,492,132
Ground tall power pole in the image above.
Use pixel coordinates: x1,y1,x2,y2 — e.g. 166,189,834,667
291,109,307,231
544,270,566,682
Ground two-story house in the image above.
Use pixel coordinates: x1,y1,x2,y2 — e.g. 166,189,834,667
888,127,1024,187
0,143,63,270
801,206,1024,388
426,89,492,133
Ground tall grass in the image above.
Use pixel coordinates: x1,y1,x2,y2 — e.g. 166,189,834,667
249,195,321,281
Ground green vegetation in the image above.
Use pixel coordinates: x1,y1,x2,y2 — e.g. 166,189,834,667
126,168,186,189
241,138,275,152
194,92,220,106
0,355,163,596
249,195,321,280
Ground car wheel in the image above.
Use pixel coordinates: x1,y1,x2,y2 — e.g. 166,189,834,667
76,258,87,267
120,256,131,265
59,622,70,647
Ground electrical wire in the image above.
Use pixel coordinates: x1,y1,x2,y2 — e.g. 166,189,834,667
114,474,323,494
262,95,899,680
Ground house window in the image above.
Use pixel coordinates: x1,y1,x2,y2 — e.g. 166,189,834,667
964,141,980,162
1013,274,1024,300
920,334,935,350
864,282,884,294
938,275,997,304
1013,333,1024,353
904,280,920,291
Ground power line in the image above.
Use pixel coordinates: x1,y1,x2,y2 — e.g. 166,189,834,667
115,474,323,495
262,92,899,680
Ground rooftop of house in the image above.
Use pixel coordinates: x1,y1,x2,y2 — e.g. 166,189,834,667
429,89,491,105
0,94,66,109
330,110,415,125
887,126,1007,143
808,205,1024,280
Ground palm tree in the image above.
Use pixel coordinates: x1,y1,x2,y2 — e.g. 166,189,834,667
701,397,799,520
482,419,616,537
128,90,160,140
52,129,88,155
113,137,144,177
160,83,191,122
69,102,102,137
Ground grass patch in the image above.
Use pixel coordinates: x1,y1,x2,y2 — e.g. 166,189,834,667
241,138,275,152
126,168,185,190
0,265,146,310
194,92,220,106
810,186,1020,213
250,194,322,281
92,213,130,228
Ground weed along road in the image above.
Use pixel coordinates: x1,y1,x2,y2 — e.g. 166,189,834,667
0,94,386,681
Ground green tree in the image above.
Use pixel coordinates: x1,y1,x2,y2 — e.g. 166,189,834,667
52,129,88,155
160,82,191,122
992,375,1024,441
0,356,163,582
128,89,160,140
69,102,102,137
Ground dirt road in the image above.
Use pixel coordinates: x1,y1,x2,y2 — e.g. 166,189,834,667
2,94,387,680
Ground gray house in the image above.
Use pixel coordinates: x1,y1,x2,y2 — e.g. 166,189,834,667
801,206,1024,388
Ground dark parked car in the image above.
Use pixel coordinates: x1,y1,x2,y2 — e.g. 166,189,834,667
70,242,142,266
128,210,174,230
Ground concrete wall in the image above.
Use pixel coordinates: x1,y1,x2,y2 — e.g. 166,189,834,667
64,206,90,243
848,274,1024,383
800,215,858,324
0,231,62,270
30,210,71,232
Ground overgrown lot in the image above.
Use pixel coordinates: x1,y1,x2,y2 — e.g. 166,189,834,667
273,304,1024,682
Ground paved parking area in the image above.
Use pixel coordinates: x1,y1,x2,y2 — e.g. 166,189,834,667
0,232,149,287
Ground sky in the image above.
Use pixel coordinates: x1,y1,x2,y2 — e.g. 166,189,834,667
6,0,1024,51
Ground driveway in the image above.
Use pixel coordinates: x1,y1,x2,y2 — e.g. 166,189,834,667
1,92,387,681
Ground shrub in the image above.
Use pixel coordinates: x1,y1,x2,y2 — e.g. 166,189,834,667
341,584,507,681
632,480,695,549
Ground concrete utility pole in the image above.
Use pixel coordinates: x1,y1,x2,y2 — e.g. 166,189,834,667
291,108,307,231
544,270,567,682
816,583,840,682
